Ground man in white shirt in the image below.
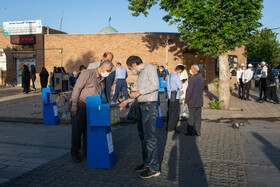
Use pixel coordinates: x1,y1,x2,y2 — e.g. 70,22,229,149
242,64,254,101
257,61,268,102
236,63,246,99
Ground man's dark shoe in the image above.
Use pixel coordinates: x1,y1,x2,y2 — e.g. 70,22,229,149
195,132,201,136
135,164,149,172
72,155,82,163
139,168,160,179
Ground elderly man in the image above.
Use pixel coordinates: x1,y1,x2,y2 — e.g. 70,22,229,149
120,56,160,179
184,65,204,136
242,64,254,101
88,52,116,102
257,62,268,103
71,60,114,163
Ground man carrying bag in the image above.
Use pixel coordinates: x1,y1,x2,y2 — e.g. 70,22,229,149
166,65,184,133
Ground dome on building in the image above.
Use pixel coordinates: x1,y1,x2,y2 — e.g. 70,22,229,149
98,25,119,34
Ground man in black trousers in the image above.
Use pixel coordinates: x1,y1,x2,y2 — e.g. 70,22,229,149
166,65,184,133
184,64,204,136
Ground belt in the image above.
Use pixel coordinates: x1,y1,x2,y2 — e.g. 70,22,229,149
139,101,157,105
117,79,126,80
78,100,86,105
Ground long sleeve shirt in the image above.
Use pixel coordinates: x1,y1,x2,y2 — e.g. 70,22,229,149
236,69,244,82
128,64,159,103
185,73,204,107
167,72,183,99
242,69,254,82
115,66,127,80
71,68,105,107
258,66,268,78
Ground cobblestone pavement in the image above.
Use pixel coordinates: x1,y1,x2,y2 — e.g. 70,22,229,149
1,120,251,187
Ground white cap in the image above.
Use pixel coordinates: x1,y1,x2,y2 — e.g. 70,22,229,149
248,64,253,67
241,63,245,66
261,61,266,65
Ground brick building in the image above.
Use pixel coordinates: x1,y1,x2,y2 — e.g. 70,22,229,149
0,25,246,87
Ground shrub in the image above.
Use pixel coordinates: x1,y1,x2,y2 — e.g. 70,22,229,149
210,99,221,110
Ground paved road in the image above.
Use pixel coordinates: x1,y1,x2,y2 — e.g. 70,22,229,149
0,119,279,186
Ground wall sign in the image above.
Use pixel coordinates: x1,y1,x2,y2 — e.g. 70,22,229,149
3,20,42,35
11,35,36,44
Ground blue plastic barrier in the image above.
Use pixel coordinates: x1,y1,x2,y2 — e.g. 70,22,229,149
42,88,60,125
86,90,120,169
156,78,167,128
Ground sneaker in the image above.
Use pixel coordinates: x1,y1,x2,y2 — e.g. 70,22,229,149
139,168,160,179
135,164,149,172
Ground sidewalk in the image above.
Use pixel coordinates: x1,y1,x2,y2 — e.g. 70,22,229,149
0,86,279,124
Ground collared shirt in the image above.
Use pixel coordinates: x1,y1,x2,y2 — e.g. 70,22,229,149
236,68,244,82
242,68,254,82
71,68,105,107
259,66,268,78
115,66,127,80
167,72,183,99
128,64,159,103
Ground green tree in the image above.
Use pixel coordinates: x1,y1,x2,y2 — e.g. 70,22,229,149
248,28,280,67
128,0,263,109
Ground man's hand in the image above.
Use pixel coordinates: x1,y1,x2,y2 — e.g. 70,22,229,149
184,103,188,106
119,100,128,108
71,106,78,116
114,81,117,84
243,81,246,84
130,91,141,99
237,82,240,85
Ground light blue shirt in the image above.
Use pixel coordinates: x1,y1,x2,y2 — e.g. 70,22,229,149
167,72,183,99
115,66,127,80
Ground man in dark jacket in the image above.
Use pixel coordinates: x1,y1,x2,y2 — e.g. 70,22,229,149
184,64,204,136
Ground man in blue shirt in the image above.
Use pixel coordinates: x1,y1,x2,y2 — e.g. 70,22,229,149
166,65,184,133
69,71,79,90
112,62,129,103
160,65,169,80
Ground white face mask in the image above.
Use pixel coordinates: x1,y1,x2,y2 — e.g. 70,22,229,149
189,69,193,75
101,71,110,78
130,69,138,76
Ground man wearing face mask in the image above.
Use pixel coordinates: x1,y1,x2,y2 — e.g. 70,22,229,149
119,56,160,179
70,60,114,163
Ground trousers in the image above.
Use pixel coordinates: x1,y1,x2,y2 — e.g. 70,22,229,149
188,107,202,134
71,102,87,157
112,79,129,102
137,103,160,172
243,80,251,99
259,78,267,100
167,99,180,131
238,79,244,98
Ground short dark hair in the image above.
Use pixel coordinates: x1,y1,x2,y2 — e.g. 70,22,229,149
79,65,87,71
175,65,184,71
126,56,143,67
160,65,164,69
116,62,121,66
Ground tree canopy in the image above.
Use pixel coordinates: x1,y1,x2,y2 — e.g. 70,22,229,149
128,0,264,58
247,28,280,67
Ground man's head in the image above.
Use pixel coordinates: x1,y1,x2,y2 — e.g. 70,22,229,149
102,52,114,62
261,61,266,67
98,60,114,78
79,65,87,72
175,65,184,74
126,56,143,75
160,65,164,71
116,62,121,68
241,63,246,70
73,71,79,77
154,64,159,69
248,64,253,69
190,64,199,74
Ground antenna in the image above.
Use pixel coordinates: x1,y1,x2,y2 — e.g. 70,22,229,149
109,17,111,26
60,11,64,31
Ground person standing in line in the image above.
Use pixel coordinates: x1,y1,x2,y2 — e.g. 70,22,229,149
177,64,188,103
70,60,114,163
69,71,79,90
30,65,36,91
242,64,254,101
120,56,160,179
87,52,116,102
236,63,245,99
154,64,161,77
184,65,204,136
160,65,169,80
265,68,279,104
22,65,31,94
39,67,49,90
166,65,184,133
257,62,268,103
112,62,129,103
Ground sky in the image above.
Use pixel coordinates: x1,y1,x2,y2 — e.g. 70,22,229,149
0,0,280,40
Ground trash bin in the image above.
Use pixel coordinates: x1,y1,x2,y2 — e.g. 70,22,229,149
42,87,60,125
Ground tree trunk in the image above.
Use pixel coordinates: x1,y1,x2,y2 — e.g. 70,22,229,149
218,52,230,109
